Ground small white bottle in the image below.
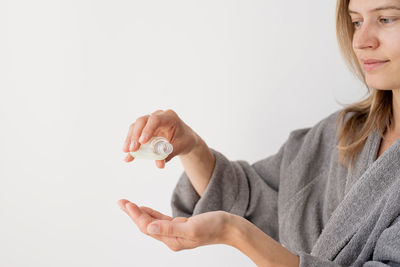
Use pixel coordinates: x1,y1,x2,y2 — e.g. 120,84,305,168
130,136,173,160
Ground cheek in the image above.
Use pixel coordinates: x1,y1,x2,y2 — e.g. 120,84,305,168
383,32,400,64
365,58,400,90
364,32,400,89
383,37,400,80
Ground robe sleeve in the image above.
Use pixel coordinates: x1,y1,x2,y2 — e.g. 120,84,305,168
170,136,289,241
297,216,400,267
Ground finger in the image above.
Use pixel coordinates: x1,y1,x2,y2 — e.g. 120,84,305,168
130,115,150,151
118,200,190,249
139,206,173,221
151,109,164,116
146,231,187,250
139,114,164,144
172,217,188,223
124,202,156,234
155,235,189,252
123,123,135,152
164,154,173,163
123,201,144,220
117,199,130,211
155,160,165,169
124,153,134,162
147,219,189,238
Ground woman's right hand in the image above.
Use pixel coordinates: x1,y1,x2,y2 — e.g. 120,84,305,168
122,109,199,169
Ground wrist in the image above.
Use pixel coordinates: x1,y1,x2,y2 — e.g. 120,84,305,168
178,133,216,197
184,132,205,157
224,214,300,267
179,134,214,164
222,213,248,248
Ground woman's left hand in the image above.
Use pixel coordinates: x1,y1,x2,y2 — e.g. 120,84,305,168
117,199,233,251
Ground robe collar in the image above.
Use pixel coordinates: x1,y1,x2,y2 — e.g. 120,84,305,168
311,128,400,259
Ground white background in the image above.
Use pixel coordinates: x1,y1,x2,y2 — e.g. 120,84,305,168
0,0,366,266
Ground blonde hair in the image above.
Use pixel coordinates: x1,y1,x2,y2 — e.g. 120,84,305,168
335,0,393,170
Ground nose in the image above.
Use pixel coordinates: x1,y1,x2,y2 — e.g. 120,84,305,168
352,22,379,50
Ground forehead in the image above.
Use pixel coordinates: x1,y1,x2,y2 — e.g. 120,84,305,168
348,0,400,14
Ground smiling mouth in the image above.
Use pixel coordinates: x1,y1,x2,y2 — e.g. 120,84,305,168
363,60,390,72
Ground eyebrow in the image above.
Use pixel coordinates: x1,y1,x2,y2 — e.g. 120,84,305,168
348,5,400,14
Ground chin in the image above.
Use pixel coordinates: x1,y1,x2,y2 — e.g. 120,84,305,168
365,77,395,91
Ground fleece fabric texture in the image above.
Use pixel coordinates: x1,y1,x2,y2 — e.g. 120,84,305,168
170,109,400,266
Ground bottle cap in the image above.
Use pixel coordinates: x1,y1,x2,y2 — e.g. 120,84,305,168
154,140,173,156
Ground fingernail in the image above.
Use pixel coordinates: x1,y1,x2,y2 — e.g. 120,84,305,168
139,134,147,143
148,224,160,234
129,141,135,151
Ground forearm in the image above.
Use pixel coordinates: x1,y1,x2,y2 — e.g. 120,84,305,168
178,134,216,197
227,214,300,267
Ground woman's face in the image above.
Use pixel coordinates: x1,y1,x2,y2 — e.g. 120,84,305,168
349,0,400,90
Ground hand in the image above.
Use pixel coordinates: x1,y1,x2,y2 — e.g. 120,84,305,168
122,109,199,169
117,199,232,251
117,199,299,266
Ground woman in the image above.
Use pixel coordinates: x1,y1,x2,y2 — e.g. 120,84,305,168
118,0,400,266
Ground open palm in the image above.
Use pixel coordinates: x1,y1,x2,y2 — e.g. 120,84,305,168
118,199,232,251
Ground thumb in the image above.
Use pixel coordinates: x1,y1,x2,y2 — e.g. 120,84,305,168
147,220,188,237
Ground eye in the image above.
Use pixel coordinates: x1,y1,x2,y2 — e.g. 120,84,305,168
352,21,362,28
352,17,397,29
380,17,396,24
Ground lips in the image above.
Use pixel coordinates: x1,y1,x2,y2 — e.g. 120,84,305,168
362,59,390,64
362,59,390,72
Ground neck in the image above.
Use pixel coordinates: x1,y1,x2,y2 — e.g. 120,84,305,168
391,89,400,134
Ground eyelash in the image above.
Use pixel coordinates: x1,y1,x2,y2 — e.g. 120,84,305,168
352,18,397,28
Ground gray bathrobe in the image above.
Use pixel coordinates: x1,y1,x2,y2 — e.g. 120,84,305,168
170,110,400,266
